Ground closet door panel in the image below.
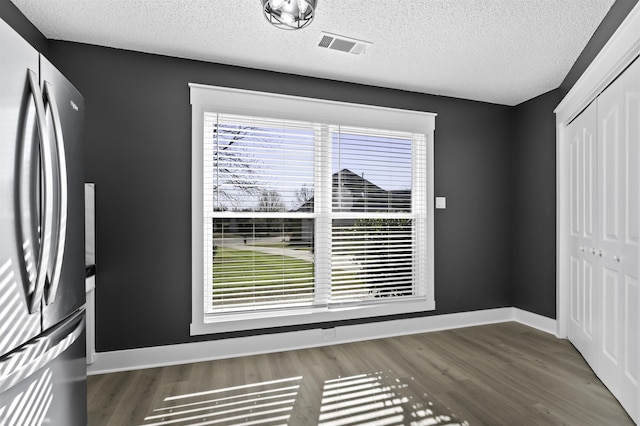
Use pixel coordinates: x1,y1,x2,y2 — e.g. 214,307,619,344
583,114,598,359
570,257,580,323
597,80,622,393
625,276,638,384
569,126,585,351
599,99,620,244
601,266,620,364
596,57,639,420
627,83,639,245
583,259,595,340
570,137,581,238
624,58,640,408
618,58,639,418
567,102,598,365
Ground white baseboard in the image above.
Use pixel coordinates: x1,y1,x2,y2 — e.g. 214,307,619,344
512,308,558,336
87,307,557,375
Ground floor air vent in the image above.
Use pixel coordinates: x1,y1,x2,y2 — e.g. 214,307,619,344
317,32,372,55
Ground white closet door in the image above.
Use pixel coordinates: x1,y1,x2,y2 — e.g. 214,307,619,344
596,57,639,421
567,101,598,368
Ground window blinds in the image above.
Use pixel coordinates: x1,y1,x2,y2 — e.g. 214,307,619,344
203,113,427,315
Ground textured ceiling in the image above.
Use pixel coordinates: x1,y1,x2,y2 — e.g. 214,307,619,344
10,0,615,105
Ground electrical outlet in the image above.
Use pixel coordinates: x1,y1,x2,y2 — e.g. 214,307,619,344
322,328,336,339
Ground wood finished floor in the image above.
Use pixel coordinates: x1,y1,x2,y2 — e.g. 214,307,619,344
88,322,634,425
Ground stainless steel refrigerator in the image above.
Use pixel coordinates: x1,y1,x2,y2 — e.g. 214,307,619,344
0,18,87,425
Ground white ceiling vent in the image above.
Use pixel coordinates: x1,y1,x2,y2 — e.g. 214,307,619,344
317,32,372,55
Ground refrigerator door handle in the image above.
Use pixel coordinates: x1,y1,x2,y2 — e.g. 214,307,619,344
42,81,68,306
0,313,84,395
26,69,54,314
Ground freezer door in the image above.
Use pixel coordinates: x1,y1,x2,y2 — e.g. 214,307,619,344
40,57,86,330
0,309,86,425
0,20,43,356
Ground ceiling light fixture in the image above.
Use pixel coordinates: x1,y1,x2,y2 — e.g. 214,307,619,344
261,0,317,30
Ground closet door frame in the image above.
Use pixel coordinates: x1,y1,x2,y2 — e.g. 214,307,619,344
555,3,640,340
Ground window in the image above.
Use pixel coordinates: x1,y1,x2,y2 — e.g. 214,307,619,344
190,85,436,335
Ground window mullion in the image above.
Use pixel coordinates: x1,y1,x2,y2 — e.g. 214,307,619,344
314,123,332,306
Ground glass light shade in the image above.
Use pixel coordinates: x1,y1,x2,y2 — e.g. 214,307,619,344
261,0,317,30
280,12,295,24
269,0,285,9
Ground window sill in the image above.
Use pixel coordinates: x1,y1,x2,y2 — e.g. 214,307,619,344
190,298,435,336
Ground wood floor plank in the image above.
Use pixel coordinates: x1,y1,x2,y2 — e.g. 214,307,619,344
87,371,138,426
88,322,635,425
105,368,162,426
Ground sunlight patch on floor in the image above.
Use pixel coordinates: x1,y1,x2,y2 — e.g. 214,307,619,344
319,372,468,426
141,376,302,425
140,371,468,425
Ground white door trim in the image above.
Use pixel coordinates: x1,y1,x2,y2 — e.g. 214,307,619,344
554,3,640,339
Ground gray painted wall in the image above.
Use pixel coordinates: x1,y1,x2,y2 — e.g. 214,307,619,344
512,89,561,319
48,41,514,351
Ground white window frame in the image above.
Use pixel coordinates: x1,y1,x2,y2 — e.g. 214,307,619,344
190,84,436,335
